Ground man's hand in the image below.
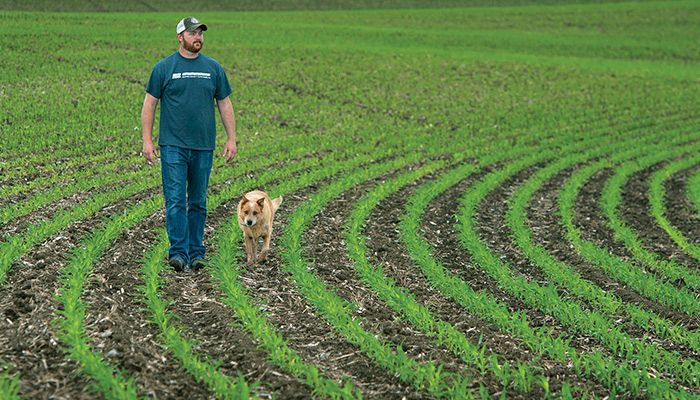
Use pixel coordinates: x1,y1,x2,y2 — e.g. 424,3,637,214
143,140,158,165
223,139,237,162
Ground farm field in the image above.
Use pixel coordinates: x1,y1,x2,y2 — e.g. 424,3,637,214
1,1,700,399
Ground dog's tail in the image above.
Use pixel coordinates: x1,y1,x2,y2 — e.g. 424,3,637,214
271,196,283,212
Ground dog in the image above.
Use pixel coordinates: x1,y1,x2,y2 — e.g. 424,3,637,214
237,190,283,265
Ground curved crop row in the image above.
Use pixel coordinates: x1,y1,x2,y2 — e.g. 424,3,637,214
457,133,699,395
343,159,552,395
509,131,700,341
556,140,700,351
648,152,700,262
600,147,700,292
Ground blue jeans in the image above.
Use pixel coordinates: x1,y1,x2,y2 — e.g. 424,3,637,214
160,145,213,264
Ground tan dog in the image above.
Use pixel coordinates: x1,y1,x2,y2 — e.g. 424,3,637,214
237,190,282,265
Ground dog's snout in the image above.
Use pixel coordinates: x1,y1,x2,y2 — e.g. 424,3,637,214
246,220,254,226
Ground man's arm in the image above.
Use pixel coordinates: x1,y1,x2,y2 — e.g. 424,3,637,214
141,93,159,165
217,96,237,162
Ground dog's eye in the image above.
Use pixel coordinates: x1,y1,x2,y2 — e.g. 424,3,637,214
253,211,258,215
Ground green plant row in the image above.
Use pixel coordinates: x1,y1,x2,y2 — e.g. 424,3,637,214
557,139,700,314
343,158,554,395
54,198,158,399
145,229,260,400
648,151,700,262
687,167,700,222
401,157,695,398
511,131,700,316
457,138,700,393
0,145,134,187
600,148,700,292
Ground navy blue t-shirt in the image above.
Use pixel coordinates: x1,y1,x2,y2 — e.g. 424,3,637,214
146,52,232,150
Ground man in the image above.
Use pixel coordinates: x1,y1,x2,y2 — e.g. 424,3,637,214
141,16,237,272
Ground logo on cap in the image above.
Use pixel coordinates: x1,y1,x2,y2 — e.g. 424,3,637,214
176,16,208,34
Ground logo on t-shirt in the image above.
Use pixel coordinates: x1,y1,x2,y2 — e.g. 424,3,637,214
172,72,211,80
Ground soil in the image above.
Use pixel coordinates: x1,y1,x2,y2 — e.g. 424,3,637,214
619,162,700,268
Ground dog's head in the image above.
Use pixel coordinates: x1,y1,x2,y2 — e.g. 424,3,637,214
239,195,266,227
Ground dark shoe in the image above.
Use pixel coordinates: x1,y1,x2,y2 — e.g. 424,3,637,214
169,257,186,272
190,258,206,271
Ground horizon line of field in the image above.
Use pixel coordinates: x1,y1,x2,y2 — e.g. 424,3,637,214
1,120,700,398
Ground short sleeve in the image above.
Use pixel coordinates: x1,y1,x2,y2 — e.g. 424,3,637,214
215,64,232,100
146,62,164,99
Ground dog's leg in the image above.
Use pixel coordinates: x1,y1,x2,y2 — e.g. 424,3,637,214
244,234,256,265
259,226,273,262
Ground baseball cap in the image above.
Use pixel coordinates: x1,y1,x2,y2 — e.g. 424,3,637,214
176,16,208,34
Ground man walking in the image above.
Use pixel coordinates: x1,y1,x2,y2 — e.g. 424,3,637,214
141,16,237,272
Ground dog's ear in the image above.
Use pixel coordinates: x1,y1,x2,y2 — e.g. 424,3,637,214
257,197,265,207
241,195,250,204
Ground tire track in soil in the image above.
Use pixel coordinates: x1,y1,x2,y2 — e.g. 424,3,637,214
531,166,698,352
0,187,157,399
664,164,700,268
429,165,619,369
361,168,603,398
160,194,314,400
239,184,422,399
620,164,700,271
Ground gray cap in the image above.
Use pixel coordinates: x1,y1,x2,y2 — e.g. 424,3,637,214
176,16,208,34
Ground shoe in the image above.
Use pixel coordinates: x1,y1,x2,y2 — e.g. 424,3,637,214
190,258,206,271
169,256,186,272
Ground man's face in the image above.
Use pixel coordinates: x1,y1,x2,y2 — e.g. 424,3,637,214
180,28,204,53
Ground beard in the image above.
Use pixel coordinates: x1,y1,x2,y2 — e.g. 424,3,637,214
182,37,203,53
